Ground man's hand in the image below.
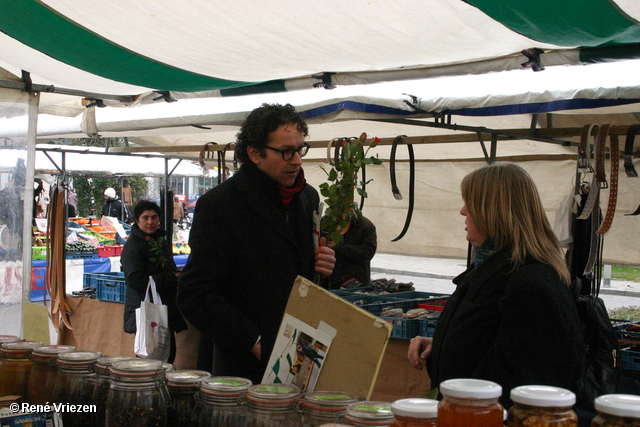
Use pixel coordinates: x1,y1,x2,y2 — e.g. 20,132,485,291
315,236,336,277
251,341,262,361
408,336,433,370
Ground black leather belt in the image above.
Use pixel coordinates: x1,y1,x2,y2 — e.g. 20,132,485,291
597,126,619,235
390,135,415,242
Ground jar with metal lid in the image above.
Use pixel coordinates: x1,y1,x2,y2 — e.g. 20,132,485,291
106,358,169,427
196,376,252,427
299,390,360,426
26,345,75,405
0,340,43,399
0,335,20,344
592,394,640,427
166,369,210,426
341,401,394,426
91,356,134,427
245,383,303,427
391,398,438,427
507,385,577,427
438,378,504,427
53,350,101,427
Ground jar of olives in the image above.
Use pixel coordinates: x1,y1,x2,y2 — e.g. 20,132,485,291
507,385,577,427
592,394,640,427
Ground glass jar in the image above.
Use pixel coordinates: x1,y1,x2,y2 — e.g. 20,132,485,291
299,390,360,427
438,378,504,427
106,358,168,427
53,350,101,427
26,345,75,405
92,356,134,427
507,385,577,427
342,401,394,426
0,335,20,344
391,398,438,427
197,376,252,427
592,394,640,427
166,370,210,427
245,383,303,427
0,340,43,400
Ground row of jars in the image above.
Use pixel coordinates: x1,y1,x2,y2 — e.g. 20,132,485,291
1,336,639,427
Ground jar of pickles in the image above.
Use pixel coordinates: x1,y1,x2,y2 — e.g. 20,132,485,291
53,350,101,427
592,394,640,427
166,370,210,426
507,385,577,427
299,390,360,426
391,398,438,427
196,376,252,427
106,358,168,427
26,345,75,405
438,378,504,427
245,383,303,427
92,356,134,427
0,340,43,400
342,401,394,426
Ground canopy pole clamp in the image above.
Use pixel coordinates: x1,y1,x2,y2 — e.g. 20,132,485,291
153,91,178,103
521,48,545,72
21,70,33,93
312,72,336,90
85,98,106,108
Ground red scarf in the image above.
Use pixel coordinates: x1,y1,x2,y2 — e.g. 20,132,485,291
278,169,306,206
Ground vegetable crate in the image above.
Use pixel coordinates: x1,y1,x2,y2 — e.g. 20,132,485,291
97,244,124,257
83,272,126,303
66,250,98,259
621,347,640,377
612,320,640,347
32,246,47,260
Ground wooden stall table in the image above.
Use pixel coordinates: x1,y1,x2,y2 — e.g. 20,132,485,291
57,296,199,370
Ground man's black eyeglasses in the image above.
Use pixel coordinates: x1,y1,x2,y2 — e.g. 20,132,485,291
264,143,310,161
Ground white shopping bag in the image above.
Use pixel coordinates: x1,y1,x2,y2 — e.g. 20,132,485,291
134,277,171,362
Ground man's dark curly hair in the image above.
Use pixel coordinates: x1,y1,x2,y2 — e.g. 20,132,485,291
235,103,309,164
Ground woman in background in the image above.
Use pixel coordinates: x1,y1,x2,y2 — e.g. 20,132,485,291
121,200,187,363
408,163,584,407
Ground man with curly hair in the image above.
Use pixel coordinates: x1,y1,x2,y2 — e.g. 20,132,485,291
178,103,335,383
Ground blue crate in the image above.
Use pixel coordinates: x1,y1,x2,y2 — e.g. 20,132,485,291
380,316,420,340
621,347,640,376
341,294,415,315
418,318,439,337
66,250,98,259
83,272,126,303
384,291,450,303
330,285,374,296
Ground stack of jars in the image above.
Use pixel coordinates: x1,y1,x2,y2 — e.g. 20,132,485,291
0,340,43,400
197,375,253,427
92,355,134,426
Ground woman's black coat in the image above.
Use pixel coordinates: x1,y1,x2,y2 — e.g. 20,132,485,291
427,248,584,406
121,224,187,334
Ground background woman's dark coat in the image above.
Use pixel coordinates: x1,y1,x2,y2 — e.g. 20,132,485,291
121,224,187,334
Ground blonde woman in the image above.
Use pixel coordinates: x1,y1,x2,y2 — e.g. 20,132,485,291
408,163,584,407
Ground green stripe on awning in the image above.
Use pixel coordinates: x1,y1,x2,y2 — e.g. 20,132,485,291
467,0,640,47
0,0,254,92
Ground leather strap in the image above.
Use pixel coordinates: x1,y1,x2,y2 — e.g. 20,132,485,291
389,135,415,242
198,142,217,174
577,125,611,220
597,128,619,235
219,142,233,182
577,124,598,173
327,137,343,168
583,191,601,279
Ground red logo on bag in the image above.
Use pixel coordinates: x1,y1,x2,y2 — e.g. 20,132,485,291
151,322,158,328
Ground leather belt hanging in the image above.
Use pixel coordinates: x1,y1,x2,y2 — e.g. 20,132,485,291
389,135,415,242
596,126,619,235
577,125,611,221
219,142,234,182
198,142,217,175
624,124,640,216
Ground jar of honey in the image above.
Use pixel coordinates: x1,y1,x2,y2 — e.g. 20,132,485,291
507,385,577,427
0,340,43,400
342,401,394,426
391,398,438,427
26,345,75,405
437,378,503,427
592,394,640,427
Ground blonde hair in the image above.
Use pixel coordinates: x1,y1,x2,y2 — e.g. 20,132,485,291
461,163,570,285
